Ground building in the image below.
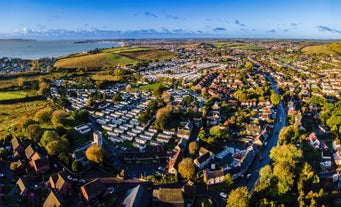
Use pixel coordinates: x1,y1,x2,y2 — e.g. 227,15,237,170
121,184,151,207
48,172,72,196
168,150,183,174
43,190,65,207
93,131,103,149
152,187,185,207
80,178,105,202
203,169,225,185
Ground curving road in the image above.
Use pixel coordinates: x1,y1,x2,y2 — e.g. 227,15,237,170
234,72,287,192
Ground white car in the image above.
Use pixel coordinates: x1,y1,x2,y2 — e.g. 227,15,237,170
220,192,227,198
0,173,4,177
67,175,73,181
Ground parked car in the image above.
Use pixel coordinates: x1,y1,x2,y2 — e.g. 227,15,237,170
67,175,73,181
0,173,4,177
220,192,227,198
246,173,252,180
79,179,86,184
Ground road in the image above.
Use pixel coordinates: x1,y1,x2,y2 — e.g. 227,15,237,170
234,72,287,192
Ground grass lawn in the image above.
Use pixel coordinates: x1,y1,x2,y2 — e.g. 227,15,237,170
194,196,216,207
138,82,163,91
278,58,293,63
0,91,34,101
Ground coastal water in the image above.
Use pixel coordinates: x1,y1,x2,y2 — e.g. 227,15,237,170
0,40,121,59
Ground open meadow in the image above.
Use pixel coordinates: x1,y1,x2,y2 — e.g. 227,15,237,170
54,47,176,69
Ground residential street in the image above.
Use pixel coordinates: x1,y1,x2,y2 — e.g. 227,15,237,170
234,72,287,191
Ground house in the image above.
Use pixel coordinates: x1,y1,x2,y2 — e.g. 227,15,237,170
152,187,185,207
225,166,242,180
177,121,193,140
240,146,256,174
80,178,105,202
194,152,212,170
121,184,151,207
168,150,183,174
49,172,72,196
306,132,320,150
175,138,187,151
203,168,225,185
16,178,29,197
29,151,50,174
43,190,65,207
25,145,35,160
11,137,24,153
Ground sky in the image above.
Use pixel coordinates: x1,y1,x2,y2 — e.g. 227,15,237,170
0,0,340,39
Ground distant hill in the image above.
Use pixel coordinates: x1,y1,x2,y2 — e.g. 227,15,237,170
302,42,341,56
0,38,36,42
54,47,176,69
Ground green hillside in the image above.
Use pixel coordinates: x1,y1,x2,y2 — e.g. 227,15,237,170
302,42,341,56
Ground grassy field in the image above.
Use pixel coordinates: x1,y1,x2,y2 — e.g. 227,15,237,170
0,91,31,101
278,58,293,63
54,47,176,69
211,42,244,48
210,42,266,50
55,53,138,69
236,45,267,50
302,42,341,56
138,82,163,91
120,49,176,61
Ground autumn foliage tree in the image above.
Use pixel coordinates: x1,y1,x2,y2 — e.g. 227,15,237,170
188,141,199,155
227,186,250,207
85,144,103,164
178,158,196,180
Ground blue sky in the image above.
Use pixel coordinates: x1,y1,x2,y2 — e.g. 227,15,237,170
0,0,340,39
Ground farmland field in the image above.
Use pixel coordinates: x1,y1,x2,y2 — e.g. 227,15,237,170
54,47,176,69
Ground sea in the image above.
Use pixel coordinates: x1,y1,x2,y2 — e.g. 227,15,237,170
0,40,121,60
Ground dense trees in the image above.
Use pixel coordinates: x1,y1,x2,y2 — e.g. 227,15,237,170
227,187,250,207
34,108,52,123
51,110,68,127
278,125,300,145
138,98,166,124
72,109,89,123
85,144,103,164
46,136,69,156
178,158,196,180
270,90,280,106
40,130,60,147
154,104,172,130
209,126,228,139
269,144,303,196
25,124,43,142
